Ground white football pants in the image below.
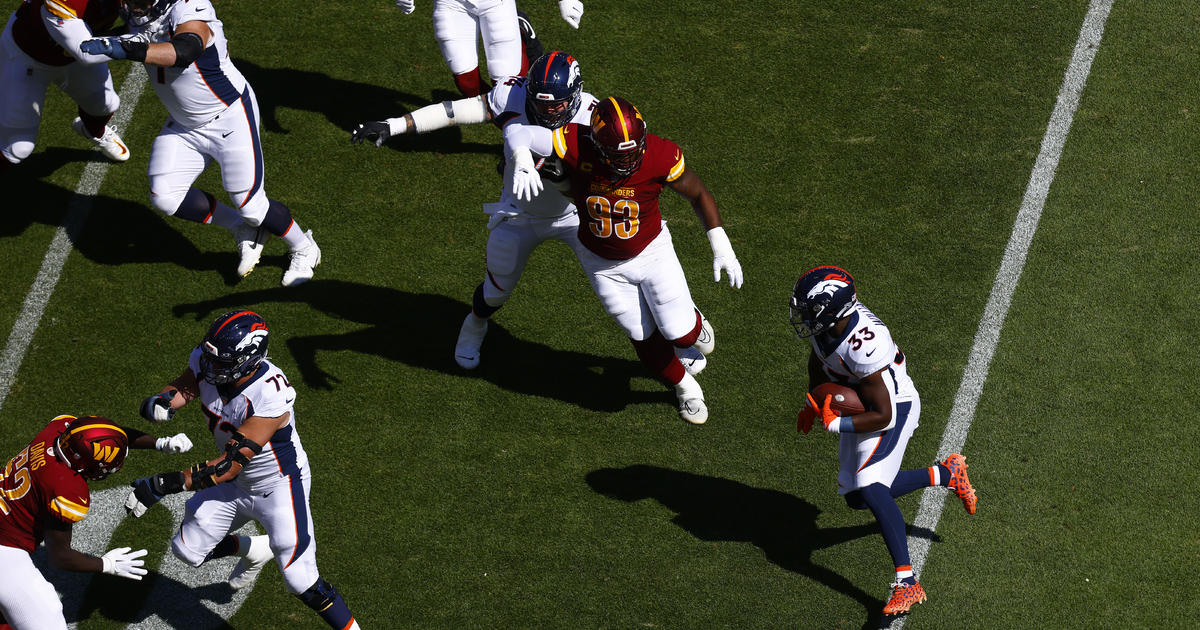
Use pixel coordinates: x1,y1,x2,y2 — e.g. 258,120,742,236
171,475,320,595
482,209,582,306
578,222,699,342
0,545,67,630
146,84,270,224
433,0,522,81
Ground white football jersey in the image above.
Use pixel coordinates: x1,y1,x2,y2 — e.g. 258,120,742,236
132,0,249,129
808,302,918,404
487,75,596,219
188,348,310,492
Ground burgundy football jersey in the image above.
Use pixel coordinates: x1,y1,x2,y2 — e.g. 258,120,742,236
0,416,90,554
553,124,686,260
11,0,121,66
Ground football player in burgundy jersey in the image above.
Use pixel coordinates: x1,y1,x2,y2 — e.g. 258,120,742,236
505,96,743,424
0,0,131,174
127,311,361,630
0,415,191,629
791,266,978,616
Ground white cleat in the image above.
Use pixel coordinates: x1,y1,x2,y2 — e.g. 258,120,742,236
454,314,488,369
228,535,272,590
693,312,714,356
72,117,130,162
281,230,321,287
232,222,268,277
675,346,707,376
678,397,708,425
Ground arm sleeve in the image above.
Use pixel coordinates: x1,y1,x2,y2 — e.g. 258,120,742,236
504,123,555,159
42,5,111,65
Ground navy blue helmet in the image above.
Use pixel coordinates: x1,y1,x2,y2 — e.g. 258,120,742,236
789,266,858,338
120,0,176,27
525,51,582,129
199,311,269,385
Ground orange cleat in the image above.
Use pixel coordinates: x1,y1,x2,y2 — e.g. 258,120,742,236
941,453,977,515
883,580,927,616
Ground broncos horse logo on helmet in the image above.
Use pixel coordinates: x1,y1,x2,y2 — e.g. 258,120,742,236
56,417,129,480
199,311,270,385
525,51,583,129
789,266,858,338
589,96,647,181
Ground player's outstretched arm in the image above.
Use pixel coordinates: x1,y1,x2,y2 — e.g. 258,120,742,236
351,96,491,146
667,168,743,288
81,20,212,68
44,528,148,580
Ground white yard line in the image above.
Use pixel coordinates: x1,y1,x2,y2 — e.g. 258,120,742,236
0,66,145,412
891,1,1113,627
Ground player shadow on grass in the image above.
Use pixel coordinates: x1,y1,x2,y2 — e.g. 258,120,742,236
586,465,943,629
35,546,236,629
171,280,664,412
234,59,498,156
1,148,258,285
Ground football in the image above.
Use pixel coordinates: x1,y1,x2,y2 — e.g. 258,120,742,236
810,382,865,416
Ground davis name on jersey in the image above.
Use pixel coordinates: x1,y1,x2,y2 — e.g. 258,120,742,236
188,349,310,492
488,74,597,219
809,302,917,404
132,0,249,128
552,125,685,260
0,416,90,554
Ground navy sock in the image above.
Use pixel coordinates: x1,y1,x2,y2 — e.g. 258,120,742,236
262,198,294,236
472,283,501,318
859,482,911,568
203,534,239,562
174,188,217,223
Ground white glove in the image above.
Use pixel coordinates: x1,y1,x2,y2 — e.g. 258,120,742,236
396,0,415,14
706,227,743,288
101,547,148,581
511,147,543,202
559,0,584,28
156,433,193,454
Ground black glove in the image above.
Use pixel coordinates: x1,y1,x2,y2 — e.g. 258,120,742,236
140,390,177,423
351,121,391,146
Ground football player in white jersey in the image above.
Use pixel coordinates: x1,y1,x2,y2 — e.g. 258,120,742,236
126,311,361,630
79,0,320,286
790,266,978,617
394,0,582,97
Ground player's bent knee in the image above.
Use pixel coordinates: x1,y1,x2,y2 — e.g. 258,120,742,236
170,535,207,567
233,192,269,226
149,189,186,216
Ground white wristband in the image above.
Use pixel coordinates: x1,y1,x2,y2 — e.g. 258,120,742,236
706,226,734,258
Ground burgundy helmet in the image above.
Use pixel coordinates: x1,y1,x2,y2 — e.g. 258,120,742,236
57,417,129,480
589,96,647,180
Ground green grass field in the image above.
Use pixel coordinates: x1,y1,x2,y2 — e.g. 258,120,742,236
3,1,1199,628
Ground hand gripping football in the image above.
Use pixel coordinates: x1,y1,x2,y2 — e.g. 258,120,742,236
810,382,866,416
